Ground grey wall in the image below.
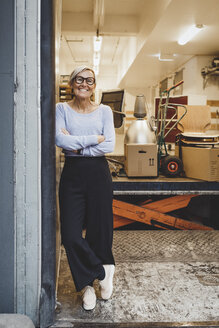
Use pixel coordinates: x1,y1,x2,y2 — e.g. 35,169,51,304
0,0,15,312
14,0,42,323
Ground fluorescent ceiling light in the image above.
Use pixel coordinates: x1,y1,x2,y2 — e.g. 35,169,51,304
93,65,99,76
159,54,175,61
93,0,105,28
178,24,204,45
93,52,100,66
93,36,102,52
152,53,176,61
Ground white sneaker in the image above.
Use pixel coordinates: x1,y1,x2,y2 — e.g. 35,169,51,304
99,264,115,300
82,286,96,310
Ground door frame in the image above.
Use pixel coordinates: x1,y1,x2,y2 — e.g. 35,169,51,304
40,0,56,327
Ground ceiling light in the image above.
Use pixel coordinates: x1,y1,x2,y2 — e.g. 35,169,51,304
93,0,105,28
93,66,99,76
178,24,204,45
93,52,100,66
93,36,102,52
159,54,176,61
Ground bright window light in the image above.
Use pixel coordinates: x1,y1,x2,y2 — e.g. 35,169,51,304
178,24,204,45
93,36,102,52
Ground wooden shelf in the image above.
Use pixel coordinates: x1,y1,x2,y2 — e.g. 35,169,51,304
59,84,74,102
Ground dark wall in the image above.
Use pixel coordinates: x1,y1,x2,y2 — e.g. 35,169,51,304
0,0,15,312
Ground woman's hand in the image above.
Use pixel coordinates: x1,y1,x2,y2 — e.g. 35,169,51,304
61,128,70,135
61,129,104,150
97,135,105,144
61,128,77,153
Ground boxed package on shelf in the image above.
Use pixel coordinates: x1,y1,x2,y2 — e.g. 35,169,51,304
175,104,219,181
175,145,219,181
125,143,158,177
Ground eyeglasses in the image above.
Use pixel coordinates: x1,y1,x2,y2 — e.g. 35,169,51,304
74,76,95,86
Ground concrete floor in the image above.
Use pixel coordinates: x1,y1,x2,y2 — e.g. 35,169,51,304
53,231,219,328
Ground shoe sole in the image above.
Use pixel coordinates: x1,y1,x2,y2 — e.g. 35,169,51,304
101,291,113,300
83,302,96,311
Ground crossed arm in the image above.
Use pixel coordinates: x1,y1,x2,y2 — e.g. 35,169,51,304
61,128,105,153
55,105,115,156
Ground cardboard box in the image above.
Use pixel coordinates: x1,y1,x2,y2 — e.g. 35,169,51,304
175,145,219,181
125,144,158,177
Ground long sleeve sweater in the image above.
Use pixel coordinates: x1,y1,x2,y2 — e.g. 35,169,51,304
55,102,115,157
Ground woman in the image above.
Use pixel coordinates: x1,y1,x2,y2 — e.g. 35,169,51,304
56,66,115,311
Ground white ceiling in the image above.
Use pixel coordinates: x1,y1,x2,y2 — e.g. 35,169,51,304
60,0,219,90
62,0,149,15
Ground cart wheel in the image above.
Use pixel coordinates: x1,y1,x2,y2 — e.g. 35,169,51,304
161,155,183,177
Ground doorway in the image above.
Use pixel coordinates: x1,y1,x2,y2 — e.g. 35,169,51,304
50,1,219,327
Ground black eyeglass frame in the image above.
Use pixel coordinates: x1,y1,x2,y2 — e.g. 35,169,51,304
74,76,96,86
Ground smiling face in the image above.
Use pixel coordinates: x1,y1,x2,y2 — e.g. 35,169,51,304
72,69,96,100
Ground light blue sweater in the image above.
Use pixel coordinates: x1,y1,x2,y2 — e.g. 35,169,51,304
56,102,115,157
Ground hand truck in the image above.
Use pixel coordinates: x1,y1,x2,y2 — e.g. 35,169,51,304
156,80,187,177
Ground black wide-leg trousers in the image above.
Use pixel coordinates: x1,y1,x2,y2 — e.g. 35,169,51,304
59,156,115,292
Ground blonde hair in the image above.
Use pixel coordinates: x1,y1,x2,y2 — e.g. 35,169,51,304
69,65,96,86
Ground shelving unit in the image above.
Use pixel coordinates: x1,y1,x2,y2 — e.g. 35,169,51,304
59,75,74,102
59,84,74,102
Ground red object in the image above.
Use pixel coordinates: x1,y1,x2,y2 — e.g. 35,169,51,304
155,96,188,142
